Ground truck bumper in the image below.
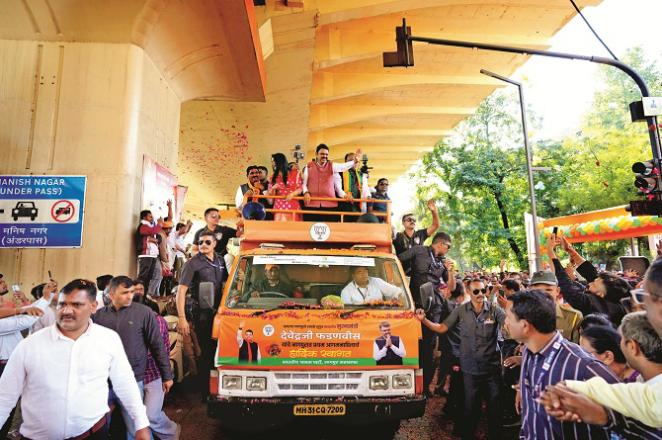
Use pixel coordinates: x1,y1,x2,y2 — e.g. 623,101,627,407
207,395,426,429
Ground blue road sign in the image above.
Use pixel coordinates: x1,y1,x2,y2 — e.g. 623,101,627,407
0,176,87,248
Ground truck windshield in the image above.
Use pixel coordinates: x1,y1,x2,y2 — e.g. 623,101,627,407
225,255,410,310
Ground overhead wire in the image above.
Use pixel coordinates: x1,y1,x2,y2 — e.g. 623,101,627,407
569,0,619,61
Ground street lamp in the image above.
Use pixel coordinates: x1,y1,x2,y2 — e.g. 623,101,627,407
480,69,541,271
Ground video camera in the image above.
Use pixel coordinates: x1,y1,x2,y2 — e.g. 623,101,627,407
292,144,305,163
360,154,373,175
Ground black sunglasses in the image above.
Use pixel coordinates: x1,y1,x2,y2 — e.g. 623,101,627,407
198,239,213,246
472,288,487,295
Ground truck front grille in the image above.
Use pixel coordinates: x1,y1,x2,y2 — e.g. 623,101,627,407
273,372,363,395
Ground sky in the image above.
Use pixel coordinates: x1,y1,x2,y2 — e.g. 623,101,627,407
389,0,662,221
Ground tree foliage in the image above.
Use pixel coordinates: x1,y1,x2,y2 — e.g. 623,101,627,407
411,48,662,270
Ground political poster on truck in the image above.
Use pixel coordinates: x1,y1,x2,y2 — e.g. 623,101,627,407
0,175,87,248
215,311,420,369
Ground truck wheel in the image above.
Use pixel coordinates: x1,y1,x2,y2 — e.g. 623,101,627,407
13,216,18,221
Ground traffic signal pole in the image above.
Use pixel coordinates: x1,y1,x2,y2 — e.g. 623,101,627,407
386,18,662,212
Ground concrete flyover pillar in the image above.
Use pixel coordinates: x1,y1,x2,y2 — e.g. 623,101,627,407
0,40,181,290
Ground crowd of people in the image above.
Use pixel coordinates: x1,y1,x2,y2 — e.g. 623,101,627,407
398,206,661,439
1,142,661,440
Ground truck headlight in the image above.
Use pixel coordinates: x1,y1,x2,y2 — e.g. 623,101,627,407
392,374,412,389
222,375,242,390
369,375,389,390
246,377,267,391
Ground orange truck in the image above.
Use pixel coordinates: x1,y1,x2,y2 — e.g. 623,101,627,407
207,197,425,431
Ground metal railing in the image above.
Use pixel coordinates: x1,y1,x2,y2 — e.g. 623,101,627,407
241,194,391,224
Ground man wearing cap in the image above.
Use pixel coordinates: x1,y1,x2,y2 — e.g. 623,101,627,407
530,270,583,343
248,265,293,299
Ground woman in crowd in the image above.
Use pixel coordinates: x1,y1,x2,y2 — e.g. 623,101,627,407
579,325,640,382
268,153,303,222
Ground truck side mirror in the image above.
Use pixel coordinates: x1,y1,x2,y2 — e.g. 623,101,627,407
199,282,215,310
419,282,434,312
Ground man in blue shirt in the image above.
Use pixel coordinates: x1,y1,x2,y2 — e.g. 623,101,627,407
505,289,619,439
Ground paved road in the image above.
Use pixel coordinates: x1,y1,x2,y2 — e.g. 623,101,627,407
163,385,518,439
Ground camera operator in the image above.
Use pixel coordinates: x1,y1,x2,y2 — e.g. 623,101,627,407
393,199,441,277
398,232,456,395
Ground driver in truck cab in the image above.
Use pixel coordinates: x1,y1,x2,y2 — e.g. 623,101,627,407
246,264,293,299
340,266,404,305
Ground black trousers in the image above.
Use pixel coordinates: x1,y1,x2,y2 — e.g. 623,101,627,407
420,326,437,393
462,369,503,440
194,309,215,394
501,340,521,421
338,201,360,222
0,362,16,440
137,256,156,292
302,206,340,222
446,359,464,419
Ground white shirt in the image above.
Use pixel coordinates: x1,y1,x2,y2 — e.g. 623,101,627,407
166,230,178,268
302,160,355,196
235,186,246,208
95,290,105,310
0,322,149,439
173,232,187,259
373,336,407,361
340,277,404,305
30,305,56,334
0,297,49,360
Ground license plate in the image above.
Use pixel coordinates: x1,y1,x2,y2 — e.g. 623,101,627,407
293,404,346,416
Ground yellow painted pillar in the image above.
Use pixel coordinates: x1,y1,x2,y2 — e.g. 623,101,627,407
0,40,181,290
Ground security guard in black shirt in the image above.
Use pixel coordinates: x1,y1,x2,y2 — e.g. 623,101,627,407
176,231,227,390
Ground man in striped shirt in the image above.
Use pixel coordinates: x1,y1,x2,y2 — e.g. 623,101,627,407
505,289,620,439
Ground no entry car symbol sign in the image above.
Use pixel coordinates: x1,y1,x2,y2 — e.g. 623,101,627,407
51,200,75,223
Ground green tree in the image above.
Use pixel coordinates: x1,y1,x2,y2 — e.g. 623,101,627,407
412,47,662,270
414,91,531,269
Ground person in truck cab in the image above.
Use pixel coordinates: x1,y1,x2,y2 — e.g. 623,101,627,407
247,264,293,299
340,266,404,305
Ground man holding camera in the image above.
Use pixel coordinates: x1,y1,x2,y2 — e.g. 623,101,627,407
393,199,441,276
301,144,360,222
398,232,456,395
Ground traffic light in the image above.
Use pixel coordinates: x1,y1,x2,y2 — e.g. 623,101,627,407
383,18,414,67
632,160,659,194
